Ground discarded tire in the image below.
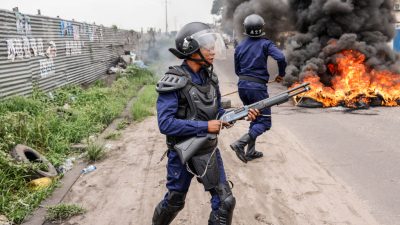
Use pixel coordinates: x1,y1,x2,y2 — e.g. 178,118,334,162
11,144,58,178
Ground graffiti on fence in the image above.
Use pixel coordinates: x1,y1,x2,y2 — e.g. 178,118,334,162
6,39,16,61
37,38,45,56
46,41,57,58
66,40,84,56
15,12,31,35
73,25,80,40
89,25,96,41
29,38,38,56
60,20,73,37
80,23,103,42
39,58,55,78
6,38,45,61
23,37,31,58
99,26,104,42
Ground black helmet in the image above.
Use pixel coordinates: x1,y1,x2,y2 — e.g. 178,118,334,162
170,22,210,59
243,14,265,37
169,22,226,62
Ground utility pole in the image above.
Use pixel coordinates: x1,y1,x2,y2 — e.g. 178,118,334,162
165,0,168,34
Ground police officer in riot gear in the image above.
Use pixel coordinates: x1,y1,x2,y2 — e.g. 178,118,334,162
230,14,287,163
152,22,259,225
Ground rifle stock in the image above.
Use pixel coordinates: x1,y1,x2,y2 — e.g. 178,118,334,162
174,134,217,164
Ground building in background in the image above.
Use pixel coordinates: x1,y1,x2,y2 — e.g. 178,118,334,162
393,0,400,52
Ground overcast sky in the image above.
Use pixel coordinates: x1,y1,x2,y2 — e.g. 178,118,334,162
1,0,215,31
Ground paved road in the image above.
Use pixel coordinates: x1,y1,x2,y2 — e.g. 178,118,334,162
215,49,400,225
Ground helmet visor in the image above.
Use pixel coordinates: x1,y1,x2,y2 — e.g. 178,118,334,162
192,29,227,60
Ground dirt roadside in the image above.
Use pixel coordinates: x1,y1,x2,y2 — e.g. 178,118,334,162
58,115,378,225
57,57,379,225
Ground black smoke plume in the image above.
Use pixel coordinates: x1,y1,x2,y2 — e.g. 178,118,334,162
222,0,292,43
222,0,400,86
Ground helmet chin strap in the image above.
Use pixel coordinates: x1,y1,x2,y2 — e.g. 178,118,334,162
187,50,214,75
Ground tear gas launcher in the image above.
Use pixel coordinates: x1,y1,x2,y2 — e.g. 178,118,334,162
174,82,311,164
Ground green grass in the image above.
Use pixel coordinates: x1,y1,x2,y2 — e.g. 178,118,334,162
46,204,86,222
132,85,158,122
116,119,130,130
86,142,106,162
104,131,122,140
0,65,156,224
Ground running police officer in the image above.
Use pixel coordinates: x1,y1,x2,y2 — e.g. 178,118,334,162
230,14,287,163
152,22,260,225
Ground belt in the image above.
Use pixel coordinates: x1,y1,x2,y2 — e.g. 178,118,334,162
238,75,267,85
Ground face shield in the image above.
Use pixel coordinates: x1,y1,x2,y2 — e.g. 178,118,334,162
191,29,227,60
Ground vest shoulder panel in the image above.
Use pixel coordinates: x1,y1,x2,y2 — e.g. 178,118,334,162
156,66,189,93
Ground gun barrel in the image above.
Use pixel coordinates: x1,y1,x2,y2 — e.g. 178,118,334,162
288,85,311,98
249,82,311,110
286,82,310,94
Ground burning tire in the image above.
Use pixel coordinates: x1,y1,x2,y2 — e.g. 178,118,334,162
11,144,58,178
296,97,323,108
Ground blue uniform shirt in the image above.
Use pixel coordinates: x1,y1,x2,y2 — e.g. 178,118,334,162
234,37,287,90
157,61,225,138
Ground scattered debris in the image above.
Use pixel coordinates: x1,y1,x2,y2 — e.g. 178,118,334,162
48,92,55,100
28,177,53,191
133,60,147,69
57,157,76,174
107,52,148,74
81,165,96,174
11,144,58,178
120,55,132,66
0,215,11,225
107,66,125,75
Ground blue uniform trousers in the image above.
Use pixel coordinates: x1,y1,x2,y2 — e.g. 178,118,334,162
238,88,272,139
162,149,227,211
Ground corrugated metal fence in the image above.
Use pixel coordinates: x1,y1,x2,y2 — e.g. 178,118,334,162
0,8,138,98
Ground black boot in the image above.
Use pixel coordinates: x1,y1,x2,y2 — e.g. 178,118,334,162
208,211,218,225
230,134,252,163
245,138,263,161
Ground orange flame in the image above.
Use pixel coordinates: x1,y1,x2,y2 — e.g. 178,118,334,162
294,50,400,107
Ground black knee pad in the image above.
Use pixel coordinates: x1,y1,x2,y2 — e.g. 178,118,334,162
221,194,236,212
152,191,186,225
209,182,236,225
166,191,186,208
